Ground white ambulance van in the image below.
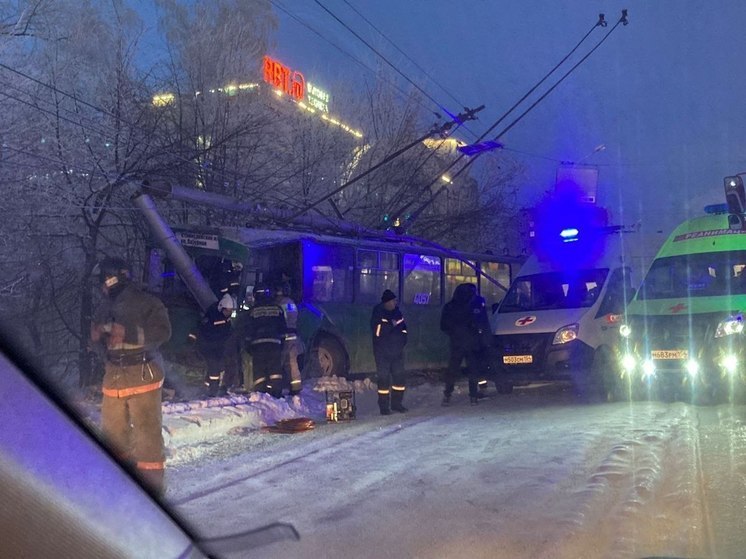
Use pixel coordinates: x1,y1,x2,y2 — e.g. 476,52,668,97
491,208,635,394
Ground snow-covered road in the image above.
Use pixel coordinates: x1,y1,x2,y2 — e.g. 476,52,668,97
164,382,746,559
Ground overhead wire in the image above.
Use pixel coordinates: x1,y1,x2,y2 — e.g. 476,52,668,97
338,0,480,138
268,0,448,124
394,12,621,226
313,0,456,119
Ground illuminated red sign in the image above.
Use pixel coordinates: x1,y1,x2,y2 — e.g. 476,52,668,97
263,55,305,101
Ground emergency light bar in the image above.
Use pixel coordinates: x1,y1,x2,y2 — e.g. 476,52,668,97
560,228,579,242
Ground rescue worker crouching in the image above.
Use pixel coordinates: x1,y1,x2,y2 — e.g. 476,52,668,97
239,285,287,398
275,281,304,396
189,293,239,397
90,257,171,496
370,289,408,415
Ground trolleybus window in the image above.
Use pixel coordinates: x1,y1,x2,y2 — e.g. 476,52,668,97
403,253,441,305
480,261,511,306
357,250,400,303
445,258,476,302
302,241,353,302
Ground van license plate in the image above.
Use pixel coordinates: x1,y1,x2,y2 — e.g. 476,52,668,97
651,349,688,360
503,355,533,364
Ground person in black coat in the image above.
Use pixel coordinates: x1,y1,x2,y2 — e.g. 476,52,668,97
370,289,408,415
190,293,236,397
440,283,489,405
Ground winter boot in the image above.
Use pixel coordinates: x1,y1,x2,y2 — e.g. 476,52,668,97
391,390,408,413
470,396,479,406
378,392,391,415
441,393,451,407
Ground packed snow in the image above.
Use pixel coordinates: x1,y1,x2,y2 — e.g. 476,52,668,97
158,378,746,559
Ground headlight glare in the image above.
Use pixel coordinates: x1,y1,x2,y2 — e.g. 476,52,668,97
619,324,632,338
642,360,655,377
721,354,738,373
685,359,699,376
621,354,636,371
715,315,744,338
552,323,578,345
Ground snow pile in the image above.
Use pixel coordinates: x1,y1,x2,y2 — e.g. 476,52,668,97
162,386,326,457
312,375,376,393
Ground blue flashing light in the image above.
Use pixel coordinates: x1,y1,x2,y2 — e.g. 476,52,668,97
560,228,579,242
704,203,729,215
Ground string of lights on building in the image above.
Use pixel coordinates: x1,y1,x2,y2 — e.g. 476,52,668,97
151,55,364,140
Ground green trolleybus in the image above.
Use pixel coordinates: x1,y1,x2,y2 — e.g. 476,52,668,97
146,226,523,378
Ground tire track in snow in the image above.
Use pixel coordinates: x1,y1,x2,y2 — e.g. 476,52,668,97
171,413,439,506
523,402,709,559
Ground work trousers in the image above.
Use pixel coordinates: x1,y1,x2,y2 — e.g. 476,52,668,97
281,338,304,394
444,346,482,398
101,359,165,495
375,351,406,410
251,342,283,398
201,341,240,396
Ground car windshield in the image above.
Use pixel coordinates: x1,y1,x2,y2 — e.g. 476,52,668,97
638,251,746,299
499,269,609,312
5,2,746,559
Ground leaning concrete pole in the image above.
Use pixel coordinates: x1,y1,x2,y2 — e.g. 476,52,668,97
132,191,218,312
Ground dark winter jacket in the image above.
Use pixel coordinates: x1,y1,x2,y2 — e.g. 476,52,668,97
440,283,485,351
194,302,233,356
240,303,287,349
370,303,408,357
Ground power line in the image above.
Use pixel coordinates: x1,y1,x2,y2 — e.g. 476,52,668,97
338,0,473,121
404,12,628,226
313,0,458,121
390,12,611,224
290,106,483,220
269,0,452,126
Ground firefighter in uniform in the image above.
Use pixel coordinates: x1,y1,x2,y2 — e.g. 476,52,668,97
370,289,408,415
189,293,236,397
275,282,304,396
440,283,487,406
90,257,171,495
241,285,286,398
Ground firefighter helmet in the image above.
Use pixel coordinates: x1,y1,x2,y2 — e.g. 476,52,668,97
217,293,235,311
96,257,131,288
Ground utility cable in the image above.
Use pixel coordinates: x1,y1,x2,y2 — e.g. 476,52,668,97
338,0,480,138
313,0,455,119
407,10,629,223
269,0,446,123
289,106,483,220
388,14,606,223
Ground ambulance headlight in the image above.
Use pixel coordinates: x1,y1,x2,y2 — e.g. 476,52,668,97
619,324,632,338
685,359,699,376
621,354,636,371
721,354,739,373
642,360,656,377
715,315,744,338
552,323,578,345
